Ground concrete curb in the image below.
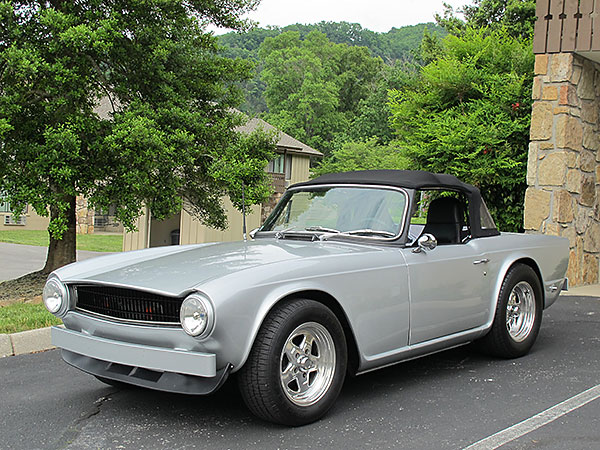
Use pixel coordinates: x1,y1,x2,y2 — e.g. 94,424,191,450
0,326,59,358
560,283,600,297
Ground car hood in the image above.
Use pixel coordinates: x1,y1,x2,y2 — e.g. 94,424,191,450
54,239,380,296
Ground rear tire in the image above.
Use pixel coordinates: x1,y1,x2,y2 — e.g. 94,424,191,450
475,264,543,358
238,299,347,426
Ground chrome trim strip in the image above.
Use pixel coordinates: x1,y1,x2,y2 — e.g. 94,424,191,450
74,308,181,327
51,326,216,377
356,342,471,376
356,323,490,375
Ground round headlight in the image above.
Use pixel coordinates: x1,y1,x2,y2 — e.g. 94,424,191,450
43,278,67,314
180,294,213,337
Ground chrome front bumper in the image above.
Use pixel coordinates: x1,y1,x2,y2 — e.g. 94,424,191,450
51,326,216,377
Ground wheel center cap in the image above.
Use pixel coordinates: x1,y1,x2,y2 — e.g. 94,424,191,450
296,355,314,370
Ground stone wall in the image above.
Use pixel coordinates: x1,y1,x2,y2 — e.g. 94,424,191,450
526,53,600,286
75,196,94,235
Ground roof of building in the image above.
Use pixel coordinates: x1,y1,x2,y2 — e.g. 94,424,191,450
237,117,323,157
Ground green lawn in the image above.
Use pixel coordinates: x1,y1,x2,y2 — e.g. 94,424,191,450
0,230,122,252
0,302,62,334
410,216,427,224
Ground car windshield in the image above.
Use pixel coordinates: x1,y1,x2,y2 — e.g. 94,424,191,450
261,186,408,238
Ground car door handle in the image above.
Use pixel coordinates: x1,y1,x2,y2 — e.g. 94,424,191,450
473,258,490,265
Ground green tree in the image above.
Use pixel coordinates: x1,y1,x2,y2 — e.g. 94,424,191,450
388,28,534,231
259,30,382,155
313,138,409,177
0,0,275,272
437,1,536,40
347,63,416,144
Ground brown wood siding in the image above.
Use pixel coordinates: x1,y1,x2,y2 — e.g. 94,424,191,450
533,0,551,54
547,0,565,53
562,0,579,51
269,172,286,194
533,0,600,54
578,0,594,51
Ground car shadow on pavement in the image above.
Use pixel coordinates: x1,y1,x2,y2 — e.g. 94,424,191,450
91,343,498,428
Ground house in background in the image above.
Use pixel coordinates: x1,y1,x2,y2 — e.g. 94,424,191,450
526,0,600,286
0,194,120,234
123,118,322,251
0,198,49,230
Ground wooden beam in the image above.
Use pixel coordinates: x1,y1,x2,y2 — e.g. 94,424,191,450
534,0,552,54
592,0,600,50
577,0,594,51
562,0,579,51
547,0,566,53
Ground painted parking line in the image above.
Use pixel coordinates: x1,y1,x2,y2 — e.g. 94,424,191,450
463,384,600,450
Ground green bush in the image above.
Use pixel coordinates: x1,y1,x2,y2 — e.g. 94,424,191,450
388,28,533,231
313,138,409,176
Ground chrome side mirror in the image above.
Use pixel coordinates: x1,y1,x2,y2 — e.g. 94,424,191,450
249,228,259,239
412,233,438,253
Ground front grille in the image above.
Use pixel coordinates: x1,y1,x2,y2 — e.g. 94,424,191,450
74,285,182,324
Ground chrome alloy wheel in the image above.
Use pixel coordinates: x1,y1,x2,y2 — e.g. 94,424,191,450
506,281,536,342
279,322,336,407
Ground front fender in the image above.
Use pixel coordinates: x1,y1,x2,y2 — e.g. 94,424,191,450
202,250,410,373
229,282,349,373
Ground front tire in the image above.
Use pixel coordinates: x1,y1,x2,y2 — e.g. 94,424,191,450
476,264,543,358
238,299,347,426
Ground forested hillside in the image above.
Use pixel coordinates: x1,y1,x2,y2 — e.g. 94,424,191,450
217,21,445,117
219,21,445,63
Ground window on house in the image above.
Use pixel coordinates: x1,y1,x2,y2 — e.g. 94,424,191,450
1,194,28,216
4,215,26,225
0,195,10,213
267,155,283,174
267,154,292,180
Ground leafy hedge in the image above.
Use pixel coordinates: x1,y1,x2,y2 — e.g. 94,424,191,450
388,28,534,231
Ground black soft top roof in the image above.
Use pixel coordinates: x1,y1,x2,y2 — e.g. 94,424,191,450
292,169,479,194
291,170,499,238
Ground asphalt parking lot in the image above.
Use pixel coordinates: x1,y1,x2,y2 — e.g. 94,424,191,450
1,295,598,450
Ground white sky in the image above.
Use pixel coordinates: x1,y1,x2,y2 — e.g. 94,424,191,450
212,0,472,34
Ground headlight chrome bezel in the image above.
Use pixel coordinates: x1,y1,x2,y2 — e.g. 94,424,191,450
180,293,215,339
43,277,69,317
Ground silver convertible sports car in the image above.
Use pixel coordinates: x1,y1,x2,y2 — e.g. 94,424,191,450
45,170,569,425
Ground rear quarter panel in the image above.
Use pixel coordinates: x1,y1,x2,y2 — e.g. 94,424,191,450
472,232,569,326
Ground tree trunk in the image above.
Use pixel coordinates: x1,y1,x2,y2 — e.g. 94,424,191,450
43,195,77,273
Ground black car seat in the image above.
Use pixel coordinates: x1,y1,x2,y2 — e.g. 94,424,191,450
420,197,465,245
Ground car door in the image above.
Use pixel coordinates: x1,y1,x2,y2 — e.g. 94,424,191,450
401,241,489,345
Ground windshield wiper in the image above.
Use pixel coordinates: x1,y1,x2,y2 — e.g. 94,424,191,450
343,229,396,238
275,226,295,239
304,226,341,234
